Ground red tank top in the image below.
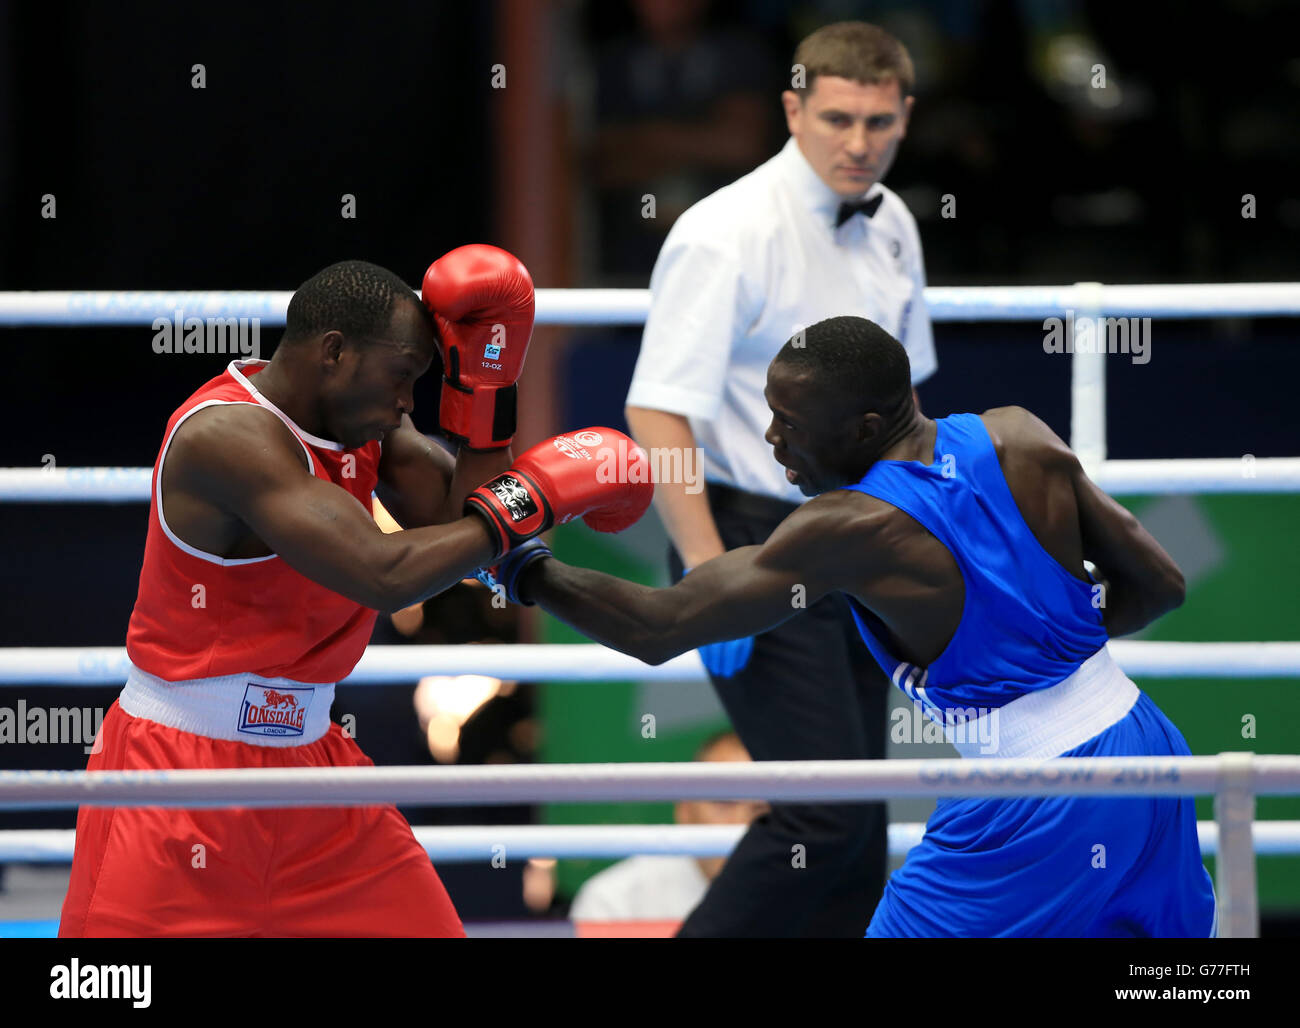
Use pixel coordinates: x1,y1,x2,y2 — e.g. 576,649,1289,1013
126,360,381,683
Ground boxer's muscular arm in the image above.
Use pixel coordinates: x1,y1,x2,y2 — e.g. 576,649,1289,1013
1006,408,1185,635
1073,465,1185,635
173,405,496,613
375,415,454,527
375,414,513,528
522,495,856,665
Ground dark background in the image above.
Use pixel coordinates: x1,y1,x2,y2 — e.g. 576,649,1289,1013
0,0,1297,921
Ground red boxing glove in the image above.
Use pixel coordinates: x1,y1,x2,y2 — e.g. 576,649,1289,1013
466,428,654,558
421,244,535,449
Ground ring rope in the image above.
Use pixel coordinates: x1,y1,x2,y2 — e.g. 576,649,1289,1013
1,755,1297,810
0,642,1295,684
2,282,1299,326
3,820,1298,864
4,457,1298,502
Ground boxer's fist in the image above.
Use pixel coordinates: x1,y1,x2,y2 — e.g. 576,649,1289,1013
466,428,654,558
421,244,535,449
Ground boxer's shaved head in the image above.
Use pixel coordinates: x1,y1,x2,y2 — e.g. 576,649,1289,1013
269,259,436,449
765,317,915,495
283,260,429,348
775,316,911,426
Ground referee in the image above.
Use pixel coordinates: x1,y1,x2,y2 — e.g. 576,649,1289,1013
624,22,937,937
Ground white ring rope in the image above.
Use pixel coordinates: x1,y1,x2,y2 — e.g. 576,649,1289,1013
2,283,1299,326
1092,458,1300,494
3,821,1298,864
0,641,1296,685
0,755,1297,810
4,458,1298,502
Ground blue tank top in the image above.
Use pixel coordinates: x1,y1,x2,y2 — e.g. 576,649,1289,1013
843,412,1107,716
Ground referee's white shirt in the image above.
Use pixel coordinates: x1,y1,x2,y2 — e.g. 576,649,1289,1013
626,135,937,504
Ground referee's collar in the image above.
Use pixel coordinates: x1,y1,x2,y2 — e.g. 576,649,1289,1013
777,135,884,227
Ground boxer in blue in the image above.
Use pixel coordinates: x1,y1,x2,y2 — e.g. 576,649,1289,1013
502,314,1216,938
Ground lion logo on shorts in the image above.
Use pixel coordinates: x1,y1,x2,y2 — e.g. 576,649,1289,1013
238,683,312,737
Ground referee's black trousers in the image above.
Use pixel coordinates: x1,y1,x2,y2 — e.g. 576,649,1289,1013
672,483,890,938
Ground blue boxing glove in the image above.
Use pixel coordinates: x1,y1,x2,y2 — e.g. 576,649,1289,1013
476,536,553,606
683,567,755,678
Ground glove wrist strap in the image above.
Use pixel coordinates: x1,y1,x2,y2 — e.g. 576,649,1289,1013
465,470,554,558
439,379,517,450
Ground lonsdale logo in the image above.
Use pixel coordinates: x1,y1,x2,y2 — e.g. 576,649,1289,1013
238,684,312,737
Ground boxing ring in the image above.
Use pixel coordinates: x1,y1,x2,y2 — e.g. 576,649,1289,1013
1,281,1298,939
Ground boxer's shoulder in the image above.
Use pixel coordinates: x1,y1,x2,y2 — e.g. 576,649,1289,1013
764,488,901,572
166,401,310,498
980,406,1079,474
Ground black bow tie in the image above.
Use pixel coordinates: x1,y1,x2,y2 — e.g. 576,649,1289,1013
835,193,883,228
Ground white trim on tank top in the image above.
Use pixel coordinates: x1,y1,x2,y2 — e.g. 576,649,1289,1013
156,398,316,567
227,359,345,452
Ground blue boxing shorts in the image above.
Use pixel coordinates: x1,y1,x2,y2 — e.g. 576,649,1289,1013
867,690,1217,938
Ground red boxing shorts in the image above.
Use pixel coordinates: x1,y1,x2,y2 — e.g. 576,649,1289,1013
59,699,465,938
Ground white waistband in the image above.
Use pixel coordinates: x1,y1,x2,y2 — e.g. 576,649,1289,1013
938,646,1138,759
120,663,335,747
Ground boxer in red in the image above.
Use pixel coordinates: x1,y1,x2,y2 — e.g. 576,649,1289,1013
58,247,652,937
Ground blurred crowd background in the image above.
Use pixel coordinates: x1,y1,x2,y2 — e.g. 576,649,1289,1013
1,0,1297,928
